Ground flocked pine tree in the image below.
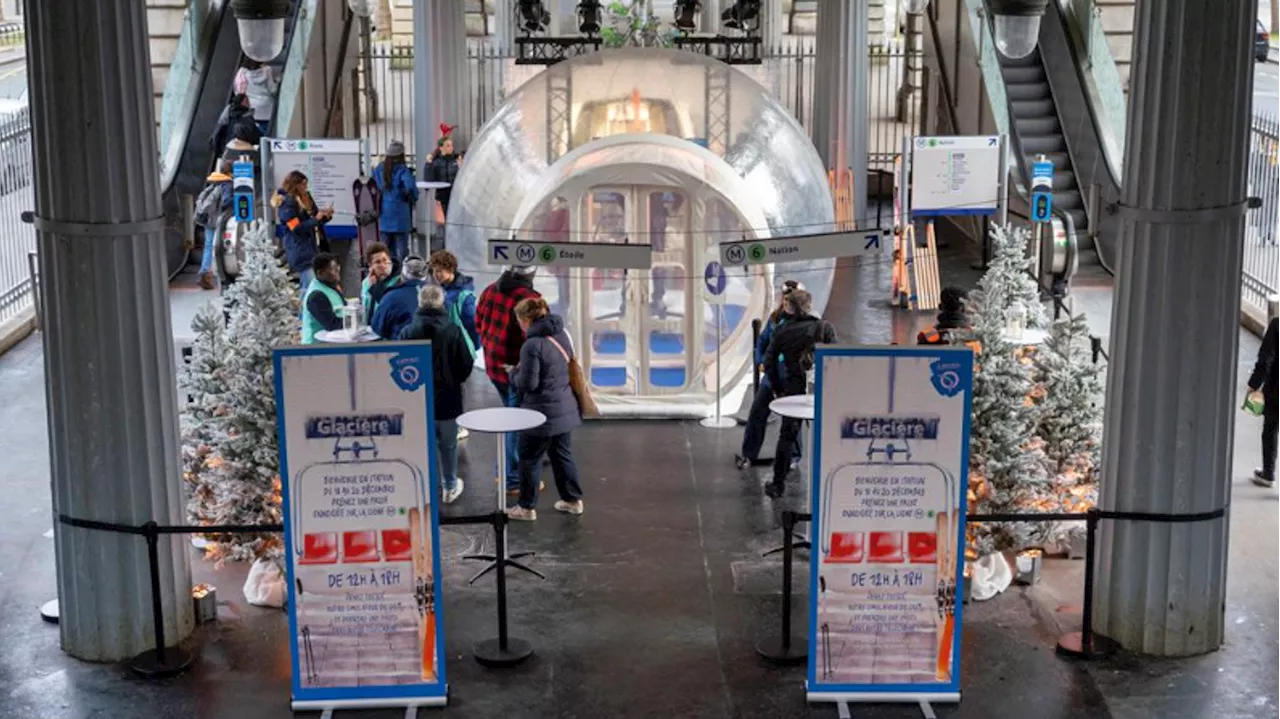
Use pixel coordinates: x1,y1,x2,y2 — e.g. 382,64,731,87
1032,313,1102,539
180,302,231,535
983,223,1048,330
965,223,1053,554
203,219,299,562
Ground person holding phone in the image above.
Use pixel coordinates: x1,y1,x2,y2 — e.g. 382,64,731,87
273,170,333,290
372,140,419,263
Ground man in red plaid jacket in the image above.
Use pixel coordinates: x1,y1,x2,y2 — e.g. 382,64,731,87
475,265,541,492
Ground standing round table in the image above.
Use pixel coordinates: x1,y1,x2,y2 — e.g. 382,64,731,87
314,327,380,343
415,180,451,256
456,407,547,584
765,394,814,555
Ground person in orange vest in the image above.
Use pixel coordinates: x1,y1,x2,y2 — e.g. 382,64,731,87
917,286,968,345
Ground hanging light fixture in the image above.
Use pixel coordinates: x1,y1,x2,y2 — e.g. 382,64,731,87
986,0,1050,59
230,0,290,62
903,0,930,13
518,0,552,33
577,0,603,35
673,0,701,31
346,0,375,18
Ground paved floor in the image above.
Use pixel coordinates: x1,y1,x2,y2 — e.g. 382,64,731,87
0,243,1274,719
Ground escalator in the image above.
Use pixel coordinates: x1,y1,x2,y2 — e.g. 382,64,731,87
994,0,1123,272
157,0,306,279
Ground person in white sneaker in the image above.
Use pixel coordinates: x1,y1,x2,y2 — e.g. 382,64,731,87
399,285,474,503
505,298,585,521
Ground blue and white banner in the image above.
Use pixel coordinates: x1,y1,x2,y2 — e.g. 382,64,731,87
274,343,447,710
808,346,973,706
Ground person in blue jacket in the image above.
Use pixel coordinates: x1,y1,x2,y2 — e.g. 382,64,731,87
736,279,803,469
272,170,332,290
428,249,480,352
371,140,418,264
195,160,234,291
371,255,429,340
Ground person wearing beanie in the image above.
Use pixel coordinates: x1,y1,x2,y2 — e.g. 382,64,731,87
371,255,429,340
194,160,235,290
476,265,541,493
372,139,419,264
917,286,968,345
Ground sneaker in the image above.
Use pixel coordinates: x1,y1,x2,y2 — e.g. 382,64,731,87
764,482,785,499
554,499,584,515
1252,469,1275,488
506,506,537,521
789,457,802,471
735,454,751,470
442,479,464,504
457,427,470,441
505,480,544,496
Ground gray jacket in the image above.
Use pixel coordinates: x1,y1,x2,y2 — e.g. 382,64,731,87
512,314,582,437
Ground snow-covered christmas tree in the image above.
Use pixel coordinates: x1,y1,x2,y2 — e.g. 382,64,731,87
965,223,1053,554
200,220,299,562
180,302,231,534
1032,313,1102,528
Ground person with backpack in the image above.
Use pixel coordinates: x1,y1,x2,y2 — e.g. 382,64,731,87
428,250,479,353
398,284,474,504
209,93,260,158
194,160,234,290
762,288,836,499
372,140,418,264
736,279,804,469
371,256,429,340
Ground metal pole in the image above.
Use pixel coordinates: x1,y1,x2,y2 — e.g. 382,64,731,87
780,510,794,650
495,514,509,650
751,318,762,392
1082,510,1097,655
997,134,1010,226
145,527,166,665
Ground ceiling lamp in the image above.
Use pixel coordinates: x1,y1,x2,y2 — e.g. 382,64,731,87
986,0,1050,59
230,0,290,62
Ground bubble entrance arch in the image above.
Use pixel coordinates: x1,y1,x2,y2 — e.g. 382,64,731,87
447,48,837,417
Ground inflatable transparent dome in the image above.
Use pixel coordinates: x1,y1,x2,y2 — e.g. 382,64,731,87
448,48,835,417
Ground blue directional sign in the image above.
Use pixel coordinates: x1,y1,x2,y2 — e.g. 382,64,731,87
232,161,255,223
704,261,727,295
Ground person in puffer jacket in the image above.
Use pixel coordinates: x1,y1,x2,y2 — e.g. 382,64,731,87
505,297,584,522
272,170,332,289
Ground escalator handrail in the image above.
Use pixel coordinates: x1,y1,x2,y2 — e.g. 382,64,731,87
1045,0,1123,192
158,0,230,193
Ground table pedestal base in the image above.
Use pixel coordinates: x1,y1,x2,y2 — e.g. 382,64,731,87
464,552,546,584
755,634,808,665
473,637,533,668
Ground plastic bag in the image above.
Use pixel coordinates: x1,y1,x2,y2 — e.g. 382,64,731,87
243,557,287,608
1243,390,1266,417
969,552,1014,602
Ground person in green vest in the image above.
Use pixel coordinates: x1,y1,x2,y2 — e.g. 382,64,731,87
301,252,344,344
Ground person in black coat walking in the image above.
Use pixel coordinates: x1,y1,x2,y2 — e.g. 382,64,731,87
763,289,837,498
399,284,474,504
506,297,584,521
1248,317,1278,487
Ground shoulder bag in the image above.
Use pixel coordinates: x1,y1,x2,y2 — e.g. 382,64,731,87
546,335,600,419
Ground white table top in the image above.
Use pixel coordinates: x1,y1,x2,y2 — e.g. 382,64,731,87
457,407,546,433
416,181,452,190
315,327,380,343
770,394,814,420
1003,328,1048,346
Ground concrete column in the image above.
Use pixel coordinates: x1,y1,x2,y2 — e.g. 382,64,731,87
494,0,519,48
759,0,785,48
413,1,472,154
1094,0,1254,656
26,0,192,660
699,0,721,34
810,0,869,225
555,0,579,36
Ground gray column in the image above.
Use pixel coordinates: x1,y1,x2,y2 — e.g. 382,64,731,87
760,0,785,48
1094,0,1254,656
413,1,472,155
27,0,192,660
810,0,869,226
699,0,721,34
494,0,519,48
555,0,579,37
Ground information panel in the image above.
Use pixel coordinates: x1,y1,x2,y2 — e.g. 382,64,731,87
487,238,653,269
808,347,973,708
274,343,447,711
268,138,363,239
909,135,1001,217
719,229,891,267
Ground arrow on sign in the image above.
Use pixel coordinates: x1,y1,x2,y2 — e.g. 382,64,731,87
864,234,880,250
492,244,509,261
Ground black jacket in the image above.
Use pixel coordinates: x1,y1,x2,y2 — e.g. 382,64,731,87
398,307,475,421
210,102,261,156
1248,318,1278,398
764,313,836,394
512,314,582,437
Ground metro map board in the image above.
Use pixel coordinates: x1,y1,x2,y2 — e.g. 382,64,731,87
909,136,1001,217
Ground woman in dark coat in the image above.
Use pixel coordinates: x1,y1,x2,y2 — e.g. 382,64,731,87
506,297,584,521
272,170,333,289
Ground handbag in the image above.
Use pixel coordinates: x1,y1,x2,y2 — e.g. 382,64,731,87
546,336,600,419
1243,390,1266,417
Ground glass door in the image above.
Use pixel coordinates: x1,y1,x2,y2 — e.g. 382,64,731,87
581,187,638,394
641,189,693,394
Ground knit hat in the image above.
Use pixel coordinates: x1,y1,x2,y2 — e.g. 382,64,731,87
512,265,537,277
386,140,405,156
402,256,429,281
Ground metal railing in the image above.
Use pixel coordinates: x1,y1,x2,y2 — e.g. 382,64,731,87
353,39,924,175
1245,110,1279,319
0,106,34,326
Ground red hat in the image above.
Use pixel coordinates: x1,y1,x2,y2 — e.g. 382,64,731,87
438,123,456,138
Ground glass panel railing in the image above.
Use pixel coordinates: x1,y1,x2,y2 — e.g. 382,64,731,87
272,0,319,139
158,0,219,187
1061,0,1126,180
